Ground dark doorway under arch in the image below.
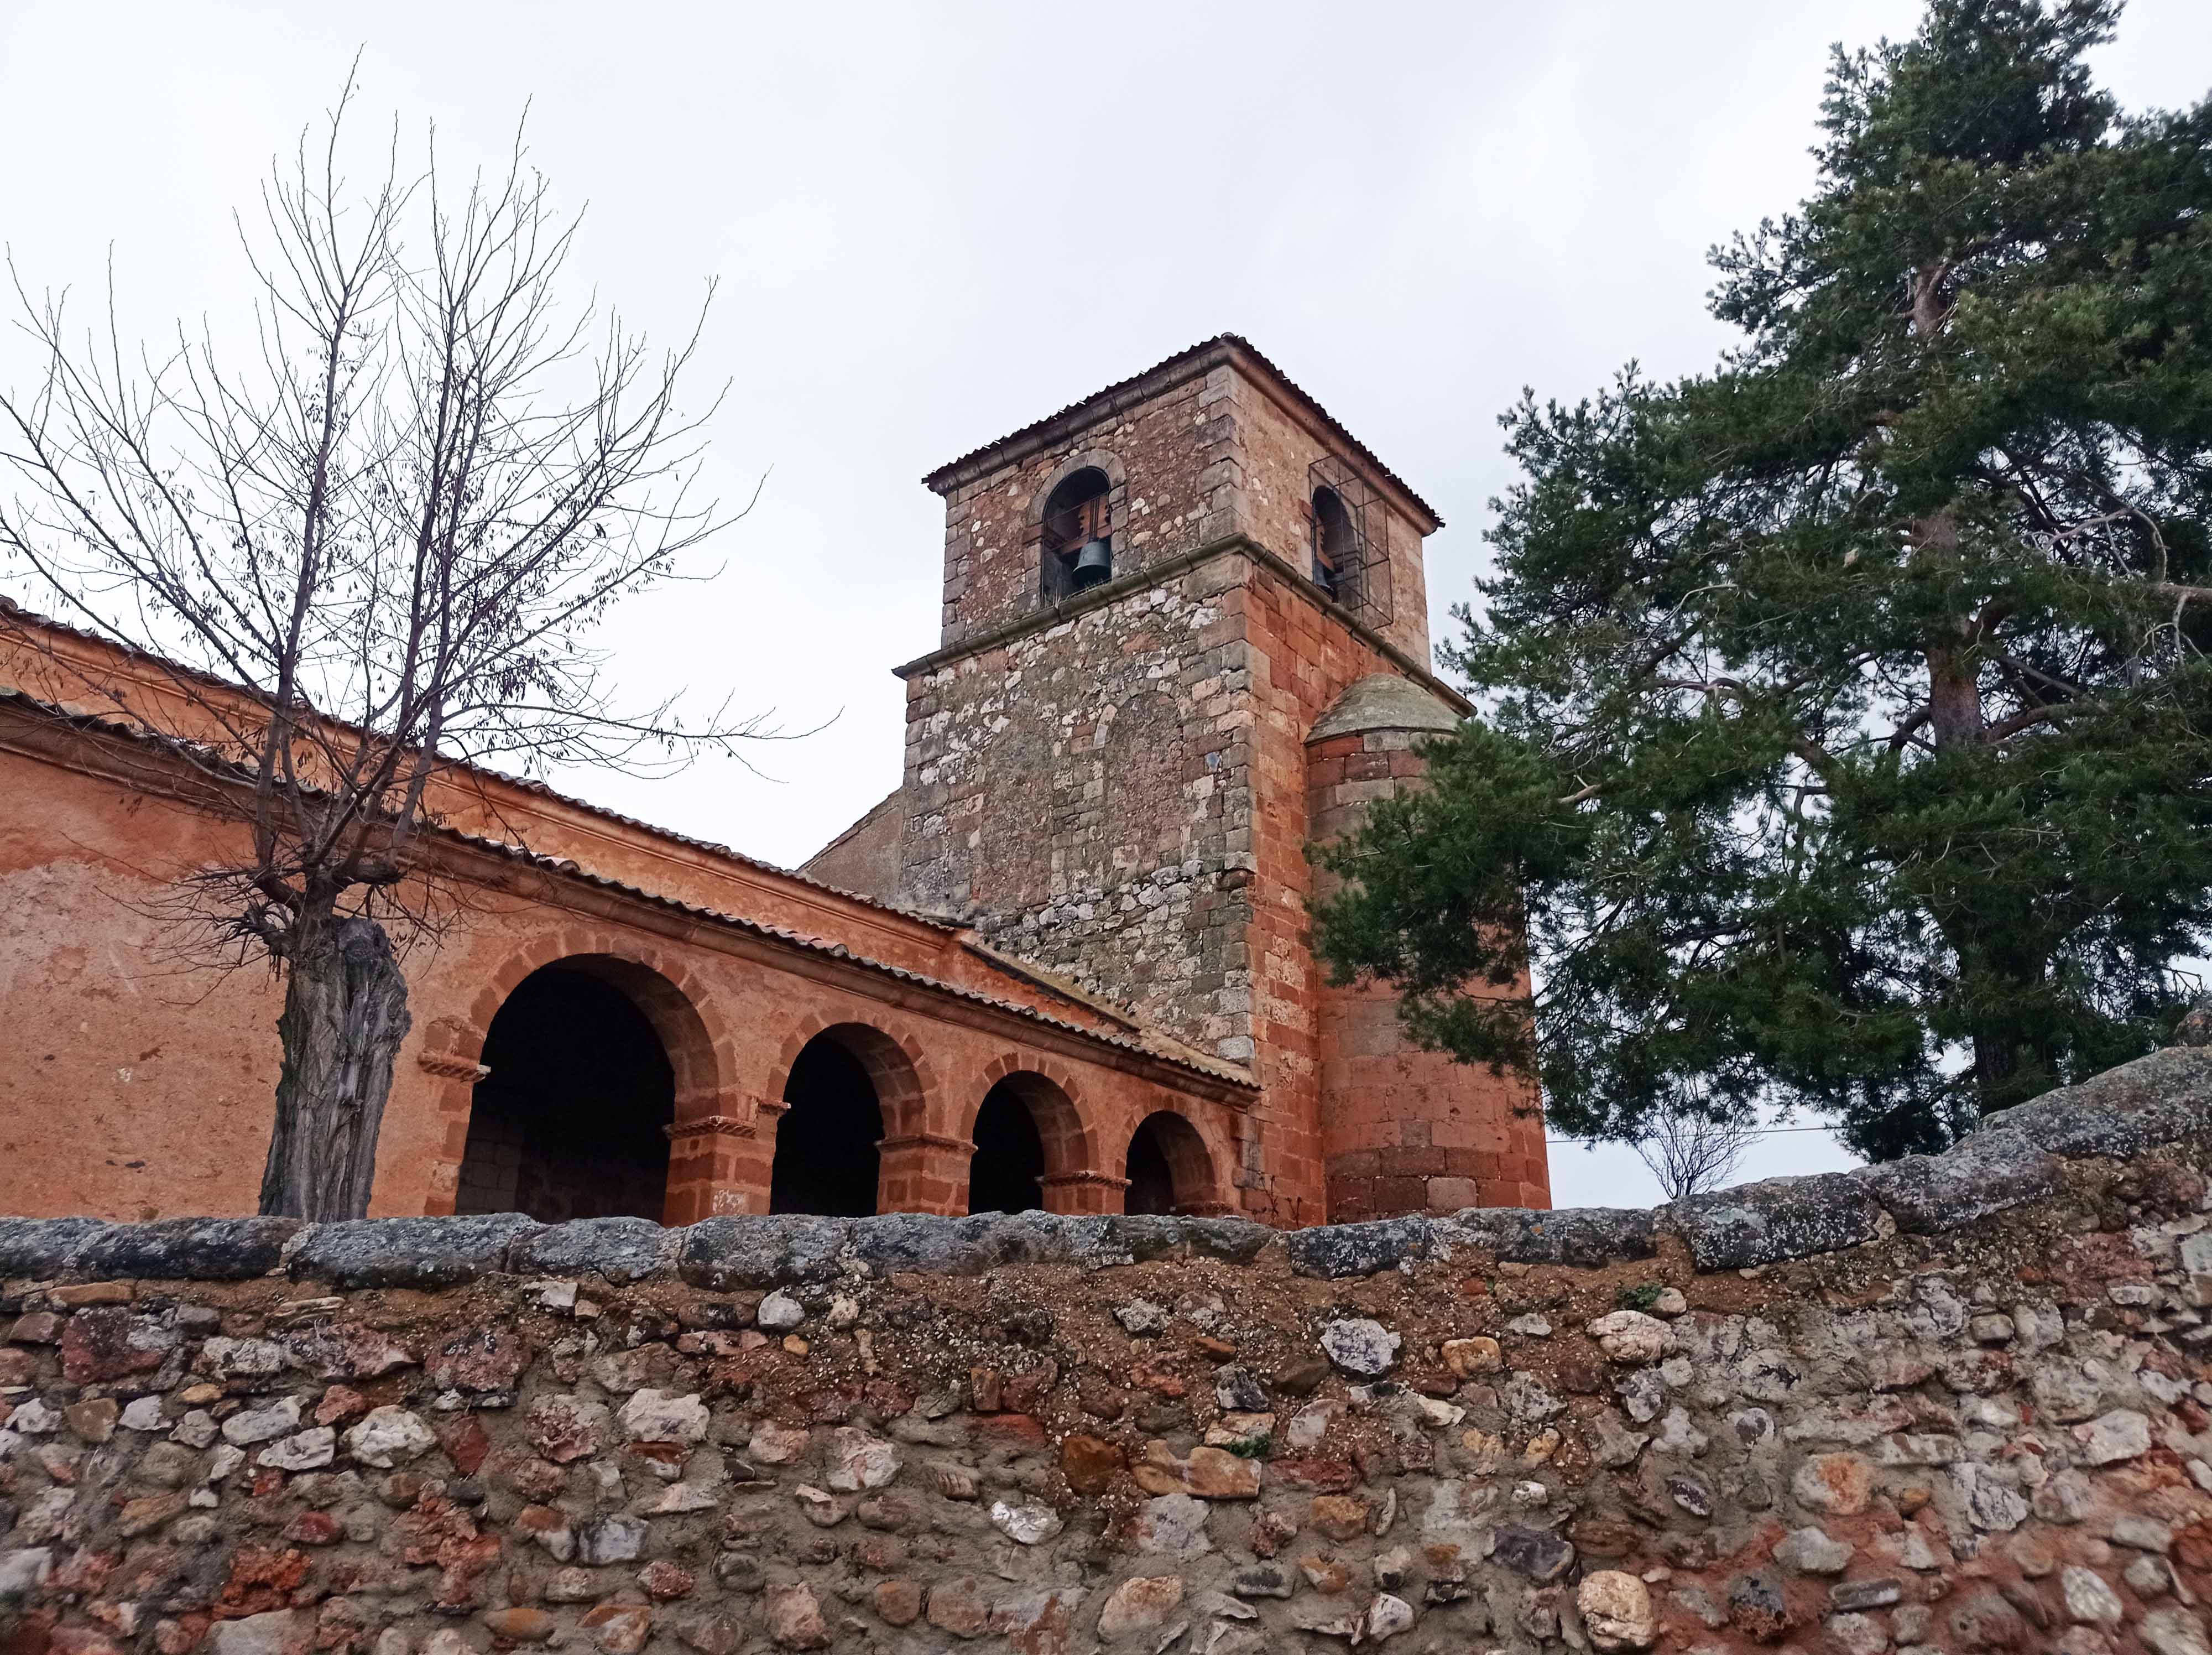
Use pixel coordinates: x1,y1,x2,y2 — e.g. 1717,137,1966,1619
456,965,674,1222
968,1080,1047,1214
1124,1111,1213,1216
770,1034,884,1216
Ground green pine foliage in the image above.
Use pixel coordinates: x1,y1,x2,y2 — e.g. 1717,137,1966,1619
1315,0,2212,1160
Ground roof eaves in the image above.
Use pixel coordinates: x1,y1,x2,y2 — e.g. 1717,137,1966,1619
920,333,1443,530
0,598,960,934
0,686,1258,1097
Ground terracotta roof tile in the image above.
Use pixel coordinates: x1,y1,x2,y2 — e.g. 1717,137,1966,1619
921,334,1443,529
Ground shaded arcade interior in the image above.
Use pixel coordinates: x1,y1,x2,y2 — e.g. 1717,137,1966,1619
770,1030,885,1216
455,964,674,1222
454,973,1228,1224
1124,1110,1214,1215
967,1078,1046,1214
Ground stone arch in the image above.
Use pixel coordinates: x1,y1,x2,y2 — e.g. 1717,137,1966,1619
1024,448,1129,528
1123,1107,1229,1217
767,1017,939,1216
960,1055,1099,1215
766,1014,931,1139
1030,450,1130,603
443,931,733,1116
441,936,732,1225
420,930,737,1219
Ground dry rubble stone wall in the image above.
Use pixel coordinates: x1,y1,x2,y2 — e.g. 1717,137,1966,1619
11,1043,2212,1655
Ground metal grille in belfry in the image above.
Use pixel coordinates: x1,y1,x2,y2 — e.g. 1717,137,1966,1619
1307,454,1392,629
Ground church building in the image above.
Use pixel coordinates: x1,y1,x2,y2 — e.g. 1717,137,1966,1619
0,337,1547,1227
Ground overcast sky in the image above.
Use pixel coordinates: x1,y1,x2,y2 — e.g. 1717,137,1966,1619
6,1,2208,1204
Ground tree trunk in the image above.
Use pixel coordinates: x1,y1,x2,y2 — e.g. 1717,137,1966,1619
260,906,413,1219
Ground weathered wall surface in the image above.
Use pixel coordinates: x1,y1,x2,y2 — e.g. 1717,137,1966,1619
9,1043,2212,1655
899,558,1259,1066
932,371,1235,650
1228,378,1430,667
1305,687,1550,1221
0,721,1250,1230
797,797,907,912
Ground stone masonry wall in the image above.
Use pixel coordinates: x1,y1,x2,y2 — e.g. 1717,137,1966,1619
12,1041,2212,1655
900,558,1258,1064
1229,380,1431,668
934,373,1237,651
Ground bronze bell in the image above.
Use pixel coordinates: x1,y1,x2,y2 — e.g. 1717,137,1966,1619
1071,538,1113,590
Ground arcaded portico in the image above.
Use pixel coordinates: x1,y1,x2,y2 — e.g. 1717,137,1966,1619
421,924,1248,1227
0,633,1255,1228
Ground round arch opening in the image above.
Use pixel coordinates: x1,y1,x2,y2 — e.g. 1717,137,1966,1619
1040,467,1113,600
455,962,677,1222
1311,485,1356,600
967,1071,1085,1215
1123,1110,1215,1216
770,1027,903,1216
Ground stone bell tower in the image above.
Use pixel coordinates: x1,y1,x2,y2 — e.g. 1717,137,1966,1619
806,336,1548,1223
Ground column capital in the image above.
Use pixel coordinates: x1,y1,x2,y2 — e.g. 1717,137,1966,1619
878,1132,973,1156
664,1115,755,1142
1041,1170,1130,1191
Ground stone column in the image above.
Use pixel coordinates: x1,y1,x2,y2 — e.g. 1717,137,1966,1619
662,1100,778,1223
415,1049,491,1216
1040,1170,1128,1216
876,1132,971,1216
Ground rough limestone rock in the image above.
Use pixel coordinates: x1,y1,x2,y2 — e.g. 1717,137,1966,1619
1097,1576,1184,1642
286,1214,542,1289
510,1216,679,1284
1286,1216,1436,1279
1577,1570,1658,1651
1448,1206,1660,1266
988,1498,1064,1545
0,1218,110,1279
617,1389,710,1446
1586,1310,1671,1365
1318,1318,1399,1377
344,1406,436,1469
73,1216,303,1280
1853,1125,2059,1234
1985,1045,2212,1158
207,1611,297,1655
220,1396,303,1446
1672,1171,1887,1269
0,1548,52,1609
677,1216,851,1288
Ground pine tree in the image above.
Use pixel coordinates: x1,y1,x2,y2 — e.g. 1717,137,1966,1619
1316,0,2212,1159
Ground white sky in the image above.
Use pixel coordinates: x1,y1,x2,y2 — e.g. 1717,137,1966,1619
5,1,2207,1207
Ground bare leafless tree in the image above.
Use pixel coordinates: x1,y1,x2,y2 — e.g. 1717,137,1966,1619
1634,1097,1756,1203
0,78,773,1219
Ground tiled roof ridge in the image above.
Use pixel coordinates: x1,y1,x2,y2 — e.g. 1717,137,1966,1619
920,333,1443,529
0,596,955,933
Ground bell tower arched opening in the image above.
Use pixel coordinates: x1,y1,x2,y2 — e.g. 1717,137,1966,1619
1040,467,1113,601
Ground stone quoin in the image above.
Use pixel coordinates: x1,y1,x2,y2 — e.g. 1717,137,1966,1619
0,335,1544,1229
